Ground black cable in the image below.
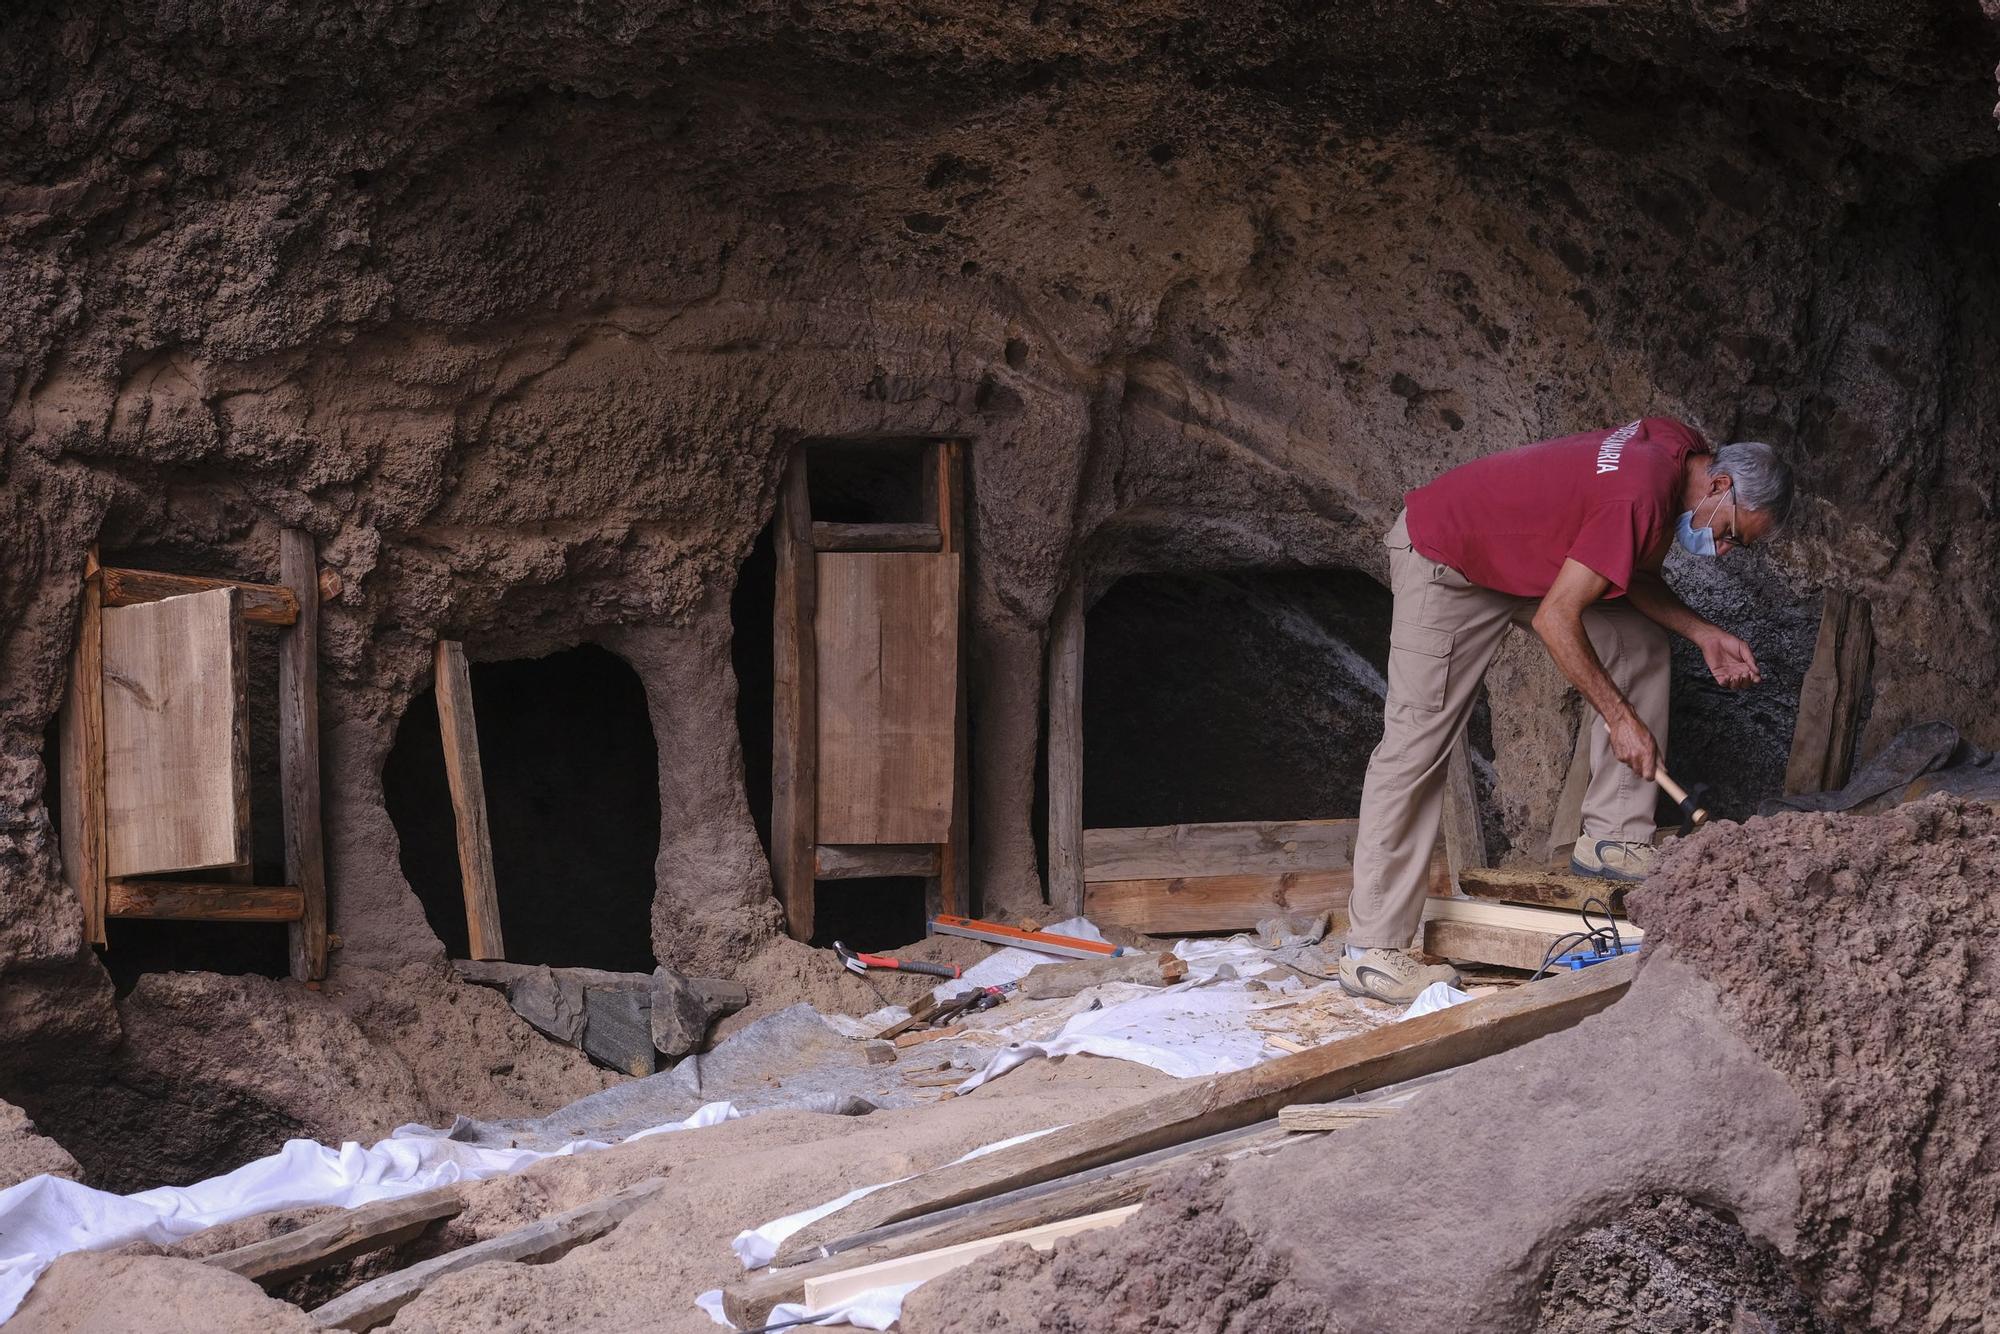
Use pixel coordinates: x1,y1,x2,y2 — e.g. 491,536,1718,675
744,1313,834,1333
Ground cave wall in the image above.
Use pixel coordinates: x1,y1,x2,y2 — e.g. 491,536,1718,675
3,2,1997,1072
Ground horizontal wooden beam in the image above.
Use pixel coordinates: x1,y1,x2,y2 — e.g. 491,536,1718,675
1082,818,1360,881
811,522,943,552
1422,897,1642,939
803,1205,1142,1311
1083,852,1448,935
1457,866,1627,915
207,1187,465,1289
100,567,299,625
815,843,941,879
107,880,304,922
773,956,1638,1264
308,1178,666,1330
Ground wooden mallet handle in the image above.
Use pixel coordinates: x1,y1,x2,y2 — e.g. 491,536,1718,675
1656,767,1710,828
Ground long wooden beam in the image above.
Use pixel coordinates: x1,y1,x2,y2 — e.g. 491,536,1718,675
107,880,304,922
811,522,943,552
815,844,940,879
206,1187,464,1288
278,529,329,981
773,954,1637,1264
1784,589,1873,796
1082,852,1449,935
771,449,818,940
308,1178,665,1330
932,439,969,920
100,566,298,625
434,641,505,960
1457,866,1627,915
1045,590,1085,917
59,546,108,947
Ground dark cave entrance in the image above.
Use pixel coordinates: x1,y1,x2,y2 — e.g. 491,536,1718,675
383,644,661,973
730,440,943,950
1081,568,1495,828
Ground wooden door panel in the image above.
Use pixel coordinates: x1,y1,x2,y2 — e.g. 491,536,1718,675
101,587,250,877
815,553,959,844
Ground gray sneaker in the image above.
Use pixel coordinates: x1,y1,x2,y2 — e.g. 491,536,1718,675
1338,948,1462,1005
1570,838,1658,882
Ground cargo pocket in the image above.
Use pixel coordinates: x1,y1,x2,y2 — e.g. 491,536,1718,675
1386,621,1454,713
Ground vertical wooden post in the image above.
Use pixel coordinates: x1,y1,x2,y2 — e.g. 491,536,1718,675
929,441,969,919
1440,732,1487,894
58,546,107,947
1046,587,1085,917
278,529,329,981
1784,590,1874,796
771,449,818,941
434,640,505,960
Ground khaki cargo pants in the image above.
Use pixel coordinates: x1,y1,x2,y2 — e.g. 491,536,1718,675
1348,512,1669,949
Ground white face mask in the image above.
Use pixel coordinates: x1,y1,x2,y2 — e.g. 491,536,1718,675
1675,488,1734,558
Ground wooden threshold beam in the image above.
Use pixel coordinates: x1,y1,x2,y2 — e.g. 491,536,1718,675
811,522,942,552
206,1187,465,1289
816,844,941,879
100,566,299,625
1082,851,1449,935
773,955,1637,1264
1457,866,1627,915
107,880,305,922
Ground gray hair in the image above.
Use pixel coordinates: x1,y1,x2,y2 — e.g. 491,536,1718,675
1714,441,1794,528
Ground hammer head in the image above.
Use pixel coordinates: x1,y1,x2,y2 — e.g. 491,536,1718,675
1673,782,1714,836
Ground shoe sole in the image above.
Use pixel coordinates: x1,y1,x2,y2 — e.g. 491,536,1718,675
1337,970,1426,1006
1567,854,1646,883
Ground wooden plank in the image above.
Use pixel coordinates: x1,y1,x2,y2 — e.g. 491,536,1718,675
101,587,251,877
1082,818,1360,881
1784,590,1874,796
100,566,298,625
933,440,969,919
1046,589,1085,917
1458,866,1627,915
206,1187,465,1288
814,552,960,844
803,1205,1142,1311
1277,1103,1401,1132
59,547,108,947
773,955,1636,1264
434,640,505,961
1422,919,1567,972
1441,733,1487,891
772,449,818,941
308,1178,665,1331
1421,896,1640,937
1083,853,1449,935
278,530,329,981
107,880,304,922
816,844,940,879
812,522,942,552
726,1123,1292,1325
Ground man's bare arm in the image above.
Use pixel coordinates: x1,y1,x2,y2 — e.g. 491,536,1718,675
1624,570,1709,640
1530,559,1661,779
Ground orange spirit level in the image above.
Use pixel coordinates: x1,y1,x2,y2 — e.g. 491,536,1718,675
927,915,1134,960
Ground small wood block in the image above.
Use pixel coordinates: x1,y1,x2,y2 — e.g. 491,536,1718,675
107,881,305,922
100,566,299,625
307,1178,666,1330
206,1186,465,1288
1277,1103,1401,1133
815,844,940,879
861,1040,898,1065
1456,867,1627,915
895,1026,957,1049
811,522,943,552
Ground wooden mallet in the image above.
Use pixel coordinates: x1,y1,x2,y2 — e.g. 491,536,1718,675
1656,766,1712,833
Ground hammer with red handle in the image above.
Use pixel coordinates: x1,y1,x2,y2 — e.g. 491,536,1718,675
833,941,962,979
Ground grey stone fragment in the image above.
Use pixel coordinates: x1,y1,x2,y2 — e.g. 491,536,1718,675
504,966,587,1046
650,965,750,1057
582,986,657,1077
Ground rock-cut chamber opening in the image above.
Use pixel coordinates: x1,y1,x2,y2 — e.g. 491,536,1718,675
383,644,661,972
1083,568,1492,827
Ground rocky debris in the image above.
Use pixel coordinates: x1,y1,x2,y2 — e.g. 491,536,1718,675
451,960,748,1073
906,798,2000,1331
650,966,750,1059
0,1098,80,1191
1015,952,1186,1000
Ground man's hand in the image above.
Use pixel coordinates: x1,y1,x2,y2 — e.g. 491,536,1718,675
1699,629,1761,689
1608,711,1661,781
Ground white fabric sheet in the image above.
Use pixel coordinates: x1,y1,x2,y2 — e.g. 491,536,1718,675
0,1100,740,1326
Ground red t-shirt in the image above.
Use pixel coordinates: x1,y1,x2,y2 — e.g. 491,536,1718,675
1404,417,1706,598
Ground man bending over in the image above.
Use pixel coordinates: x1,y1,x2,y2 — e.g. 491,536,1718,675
1339,418,1794,1003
